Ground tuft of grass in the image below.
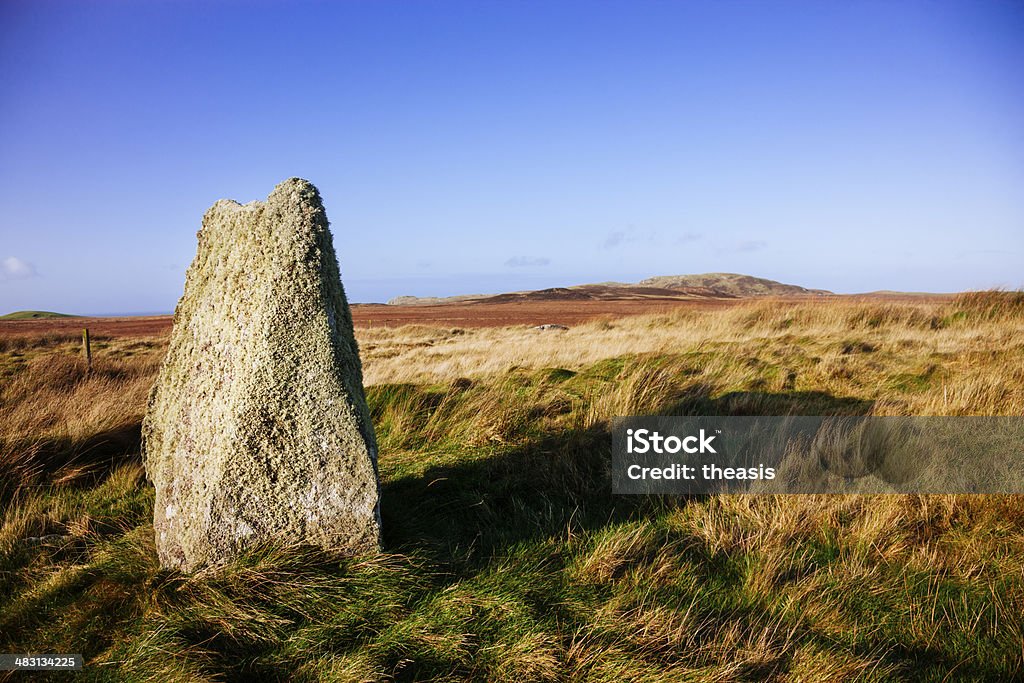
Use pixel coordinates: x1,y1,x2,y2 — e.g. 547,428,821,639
950,288,1024,322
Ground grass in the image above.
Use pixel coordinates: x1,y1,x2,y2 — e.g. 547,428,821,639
1,293,1023,681
0,311,79,320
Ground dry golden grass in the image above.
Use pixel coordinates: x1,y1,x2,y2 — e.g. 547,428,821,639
1,347,162,440
0,339,165,503
3,293,1021,506
1,291,1023,680
359,296,1024,416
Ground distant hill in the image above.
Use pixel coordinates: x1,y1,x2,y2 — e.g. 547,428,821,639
387,273,831,305
0,310,79,320
639,273,831,297
385,294,487,306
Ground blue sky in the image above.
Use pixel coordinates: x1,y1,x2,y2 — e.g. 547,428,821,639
1,0,1021,313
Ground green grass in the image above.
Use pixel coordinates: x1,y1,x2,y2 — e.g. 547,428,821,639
2,350,1023,681
0,310,79,320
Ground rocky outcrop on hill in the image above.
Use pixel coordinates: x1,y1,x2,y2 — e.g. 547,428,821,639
638,273,830,297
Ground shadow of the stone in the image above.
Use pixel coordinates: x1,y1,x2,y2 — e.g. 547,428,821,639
380,386,875,570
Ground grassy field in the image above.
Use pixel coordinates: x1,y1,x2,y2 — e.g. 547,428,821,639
1,292,1023,681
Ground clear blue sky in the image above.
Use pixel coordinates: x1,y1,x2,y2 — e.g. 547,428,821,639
1,0,1021,313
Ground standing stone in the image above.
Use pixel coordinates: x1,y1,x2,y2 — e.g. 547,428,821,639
143,178,380,571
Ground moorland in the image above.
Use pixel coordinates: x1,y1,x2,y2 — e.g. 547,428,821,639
1,291,1023,681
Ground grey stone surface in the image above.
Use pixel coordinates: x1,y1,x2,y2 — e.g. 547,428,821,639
143,178,380,571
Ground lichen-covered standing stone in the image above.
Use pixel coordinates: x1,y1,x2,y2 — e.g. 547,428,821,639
143,178,380,570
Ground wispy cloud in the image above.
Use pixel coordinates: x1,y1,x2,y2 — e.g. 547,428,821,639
603,230,628,248
505,256,551,268
603,227,660,249
0,256,38,281
675,232,703,244
731,240,768,253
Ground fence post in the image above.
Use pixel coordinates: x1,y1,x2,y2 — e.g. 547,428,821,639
82,328,92,373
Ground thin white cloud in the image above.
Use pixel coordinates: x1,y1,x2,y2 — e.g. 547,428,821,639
603,230,627,248
675,232,703,244
505,256,551,268
603,227,660,249
732,240,768,253
1,256,38,281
